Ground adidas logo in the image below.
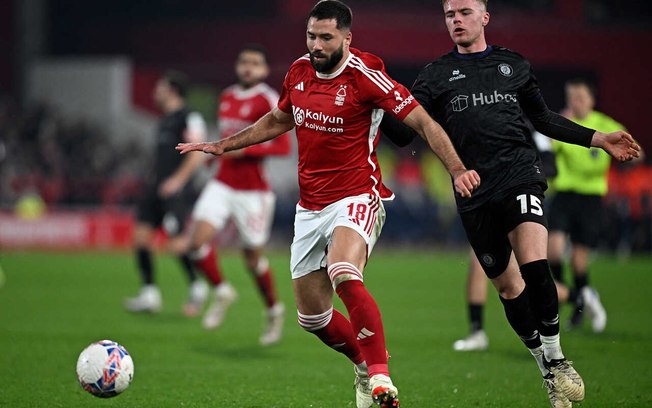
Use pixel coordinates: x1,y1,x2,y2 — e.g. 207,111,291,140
542,315,560,326
295,82,305,91
357,327,375,340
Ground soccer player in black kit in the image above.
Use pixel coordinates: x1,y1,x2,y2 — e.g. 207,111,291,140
380,1,640,407
125,71,209,315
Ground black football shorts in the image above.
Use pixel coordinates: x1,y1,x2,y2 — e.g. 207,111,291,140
460,183,548,278
548,191,603,248
136,182,193,237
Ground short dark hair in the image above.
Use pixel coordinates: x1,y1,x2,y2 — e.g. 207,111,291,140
162,70,189,98
565,78,596,98
239,43,270,65
308,0,352,30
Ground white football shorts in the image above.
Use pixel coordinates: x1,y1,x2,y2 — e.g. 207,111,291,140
192,180,275,247
290,193,386,279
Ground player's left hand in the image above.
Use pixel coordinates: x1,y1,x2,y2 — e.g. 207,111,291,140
453,169,481,198
593,130,641,162
158,175,184,198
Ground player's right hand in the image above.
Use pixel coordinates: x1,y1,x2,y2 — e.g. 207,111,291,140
453,169,481,198
176,142,224,156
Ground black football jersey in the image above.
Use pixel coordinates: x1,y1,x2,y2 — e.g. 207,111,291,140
412,46,548,212
154,108,191,183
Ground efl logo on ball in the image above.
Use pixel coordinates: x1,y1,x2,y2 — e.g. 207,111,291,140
76,340,134,398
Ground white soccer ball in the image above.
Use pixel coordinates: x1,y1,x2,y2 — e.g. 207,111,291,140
76,340,134,398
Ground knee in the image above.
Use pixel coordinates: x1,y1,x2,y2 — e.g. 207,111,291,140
494,278,525,300
247,256,268,276
492,262,525,299
188,243,210,260
133,225,152,248
187,232,208,253
166,236,188,255
327,262,363,289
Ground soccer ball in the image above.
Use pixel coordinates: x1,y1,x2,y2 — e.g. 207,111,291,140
76,340,134,398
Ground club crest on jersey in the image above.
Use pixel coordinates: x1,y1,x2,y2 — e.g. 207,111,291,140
498,63,513,77
239,103,252,117
449,69,467,82
335,85,347,106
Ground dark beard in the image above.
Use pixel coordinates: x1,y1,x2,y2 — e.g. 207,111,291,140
310,44,344,73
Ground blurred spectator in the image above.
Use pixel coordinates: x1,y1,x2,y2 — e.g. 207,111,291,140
605,162,652,255
0,94,147,208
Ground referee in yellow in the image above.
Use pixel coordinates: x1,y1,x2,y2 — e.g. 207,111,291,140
547,78,635,333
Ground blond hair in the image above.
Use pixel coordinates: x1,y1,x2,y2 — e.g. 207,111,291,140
442,0,488,8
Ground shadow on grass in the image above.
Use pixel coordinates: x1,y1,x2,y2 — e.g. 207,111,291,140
190,343,281,361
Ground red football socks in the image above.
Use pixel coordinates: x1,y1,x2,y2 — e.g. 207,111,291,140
194,247,223,286
302,308,364,365
336,280,388,377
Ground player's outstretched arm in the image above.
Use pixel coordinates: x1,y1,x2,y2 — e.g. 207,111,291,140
591,130,641,162
176,107,295,156
379,113,418,147
402,106,480,198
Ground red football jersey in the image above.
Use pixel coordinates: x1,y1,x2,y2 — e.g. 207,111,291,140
278,48,419,210
216,82,291,191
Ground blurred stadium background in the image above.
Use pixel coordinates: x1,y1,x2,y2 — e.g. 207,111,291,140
1,0,651,253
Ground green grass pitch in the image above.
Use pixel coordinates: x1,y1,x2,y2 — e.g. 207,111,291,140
1,249,651,407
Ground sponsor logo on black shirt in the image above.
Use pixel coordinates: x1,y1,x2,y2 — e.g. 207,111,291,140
450,90,518,112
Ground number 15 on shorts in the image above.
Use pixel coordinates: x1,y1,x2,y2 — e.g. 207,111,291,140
517,194,543,216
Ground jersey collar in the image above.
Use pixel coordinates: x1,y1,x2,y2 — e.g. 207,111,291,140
452,45,494,60
232,82,267,99
315,52,354,80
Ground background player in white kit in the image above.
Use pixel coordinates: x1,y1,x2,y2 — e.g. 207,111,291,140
185,45,291,346
178,1,480,406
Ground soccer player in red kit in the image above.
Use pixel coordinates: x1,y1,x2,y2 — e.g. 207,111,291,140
178,1,480,406
185,44,291,345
